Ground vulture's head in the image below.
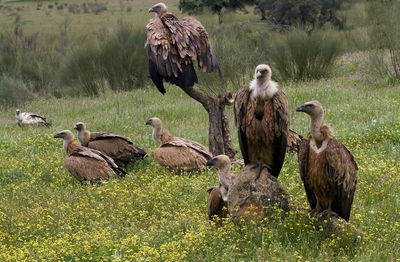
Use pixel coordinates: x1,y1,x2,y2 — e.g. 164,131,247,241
54,130,74,141
145,117,162,129
255,64,272,81
206,155,230,170
296,100,324,118
74,122,86,132
149,2,168,17
15,109,20,115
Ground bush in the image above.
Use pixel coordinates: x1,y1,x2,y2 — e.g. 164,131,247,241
366,0,400,85
0,75,34,106
60,23,148,96
268,28,341,81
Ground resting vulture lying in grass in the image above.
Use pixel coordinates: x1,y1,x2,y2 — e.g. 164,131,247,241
146,2,221,95
74,122,147,168
54,130,126,183
296,101,358,221
145,117,212,172
15,109,50,127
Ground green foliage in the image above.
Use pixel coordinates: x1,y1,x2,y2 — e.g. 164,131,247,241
0,74,34,106
268,28,341,81
61,23,148,96
366,0,400,85
179,0,250,23
197,23,272,93
253,0,345,29
0,67,400,260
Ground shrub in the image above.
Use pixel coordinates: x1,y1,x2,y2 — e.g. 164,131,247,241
68,3,80,14
268,28,341,81
0,74,34,106
366,0,400,85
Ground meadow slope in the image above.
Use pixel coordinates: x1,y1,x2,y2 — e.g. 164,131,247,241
0,58,399,260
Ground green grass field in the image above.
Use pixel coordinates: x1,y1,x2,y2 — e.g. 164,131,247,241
1,0,400,261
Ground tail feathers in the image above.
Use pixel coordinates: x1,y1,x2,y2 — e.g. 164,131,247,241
287,129,303,153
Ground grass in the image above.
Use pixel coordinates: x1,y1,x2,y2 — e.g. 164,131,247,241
0,53,399,260
0,0,400,260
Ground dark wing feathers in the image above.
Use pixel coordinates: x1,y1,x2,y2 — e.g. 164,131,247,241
66,146,126,182
271,91,289,178
298,139,317,209
162,136,212,160
146,14,219,94
207,186,228,221
326,139,358,221
234,86,251,165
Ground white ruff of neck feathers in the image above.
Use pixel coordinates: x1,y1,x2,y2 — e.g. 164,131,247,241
250,78,278,100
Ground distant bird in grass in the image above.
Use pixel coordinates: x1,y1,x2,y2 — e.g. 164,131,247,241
234,64,289,178
146,2,221,95
296,101,358,221
15,109,51,127
206,155,236,222
145,117,212,172
74,122,147,168
54,130,126,183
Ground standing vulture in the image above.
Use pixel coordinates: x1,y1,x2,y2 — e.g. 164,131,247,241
234,64,289,178
74,122,147,168
206,155,236,222
296,101,358,221
54,130,126,183
146,2,221,95
145,117,212,172
15,109,50,127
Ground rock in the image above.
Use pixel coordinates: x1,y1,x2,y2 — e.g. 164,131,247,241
227,163,290,220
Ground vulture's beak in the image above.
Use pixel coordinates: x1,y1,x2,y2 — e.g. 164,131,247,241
145,119,152,126
54,132,64,139
296,105,306,112
256,71,263,79
73,125,78,130
206,158,216,167
148,7,155,12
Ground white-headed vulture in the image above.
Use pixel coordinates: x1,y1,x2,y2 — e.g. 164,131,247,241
234,64,289,178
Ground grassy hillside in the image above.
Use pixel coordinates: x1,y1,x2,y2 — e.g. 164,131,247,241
0,59,399,260
1,0,400,260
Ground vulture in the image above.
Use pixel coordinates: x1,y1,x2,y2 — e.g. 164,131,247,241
145,117,212,172
296,101,358,221
54,130,126,183
206,155,236,221
146,2,221,95
234,64,289,178
15,109,50,127
74,122,147,167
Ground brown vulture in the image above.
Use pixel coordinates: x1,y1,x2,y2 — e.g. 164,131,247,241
234,64,289,178
73,122,147,168
145,117,212,172
54,130,126,183
206,155,236,222
296,100,358,221
15,109,50,127
146,2,221,95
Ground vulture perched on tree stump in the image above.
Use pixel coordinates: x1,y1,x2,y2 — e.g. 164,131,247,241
146,117,212,172
74,122,147,168
234,64,289,178
54,130,126,183
15,109,50,127
146,2,221,95
296,101,358,221
205,155,236,222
